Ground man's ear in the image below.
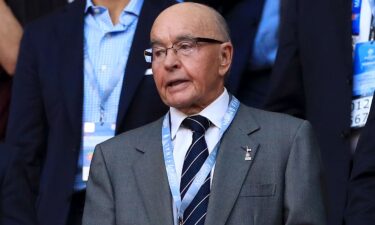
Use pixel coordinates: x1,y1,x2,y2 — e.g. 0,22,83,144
218,42,233,77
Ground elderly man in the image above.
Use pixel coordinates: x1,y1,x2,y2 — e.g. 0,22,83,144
83,3,327,225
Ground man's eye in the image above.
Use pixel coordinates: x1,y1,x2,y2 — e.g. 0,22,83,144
178,42,194,51
153,48,166,57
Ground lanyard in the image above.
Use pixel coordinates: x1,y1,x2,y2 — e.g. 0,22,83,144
353,0,362,35
83,45,125,124
161,96,240,224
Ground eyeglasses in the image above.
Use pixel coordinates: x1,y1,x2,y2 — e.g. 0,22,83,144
144,37,224,63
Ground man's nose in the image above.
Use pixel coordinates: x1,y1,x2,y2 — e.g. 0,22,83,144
163,47,180,69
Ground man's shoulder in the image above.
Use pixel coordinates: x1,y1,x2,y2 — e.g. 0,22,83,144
237,104,313,142
240,104,307,127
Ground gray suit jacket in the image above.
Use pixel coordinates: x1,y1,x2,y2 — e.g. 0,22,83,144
83,104,327,225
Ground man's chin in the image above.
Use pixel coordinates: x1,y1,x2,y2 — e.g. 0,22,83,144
168,102,190,110
170,102,203,115
164,95,192,109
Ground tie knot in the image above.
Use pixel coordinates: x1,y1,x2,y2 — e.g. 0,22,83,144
182,115,211,134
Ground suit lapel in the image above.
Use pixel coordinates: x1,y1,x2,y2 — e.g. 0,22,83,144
57,0,85,142
115,0,164,132
133,119,174,225
205,105,260,225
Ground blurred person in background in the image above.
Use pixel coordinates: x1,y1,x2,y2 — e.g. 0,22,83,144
0,0,68,222
1,0,175,224
0,0,69,141
264,0,375,224
346,92,375,225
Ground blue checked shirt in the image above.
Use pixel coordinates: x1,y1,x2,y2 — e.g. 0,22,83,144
250,0,280,70
74,0,144,190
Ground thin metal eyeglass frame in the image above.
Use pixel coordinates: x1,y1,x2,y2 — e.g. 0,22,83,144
144,37,224,63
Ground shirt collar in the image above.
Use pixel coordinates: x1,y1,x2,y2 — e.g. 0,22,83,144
85,0,143,17
85,0,98,14
169,88,230,139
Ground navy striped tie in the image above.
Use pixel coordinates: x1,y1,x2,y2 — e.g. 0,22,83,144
180,115,211,225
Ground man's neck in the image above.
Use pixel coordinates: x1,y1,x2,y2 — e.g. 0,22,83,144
92,0,130,24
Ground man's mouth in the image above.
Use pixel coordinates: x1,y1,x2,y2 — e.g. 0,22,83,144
167,79,188,87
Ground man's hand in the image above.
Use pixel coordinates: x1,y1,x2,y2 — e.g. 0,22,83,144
0,1,23,76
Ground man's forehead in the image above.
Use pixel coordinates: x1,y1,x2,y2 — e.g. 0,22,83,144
153,13,207,32
151,34,198,46
151,22,204,42
151,10,216,44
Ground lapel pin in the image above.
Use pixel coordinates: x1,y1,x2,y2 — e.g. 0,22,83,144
242,146,252,161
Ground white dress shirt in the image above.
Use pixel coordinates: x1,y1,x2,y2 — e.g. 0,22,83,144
169,88,230,182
